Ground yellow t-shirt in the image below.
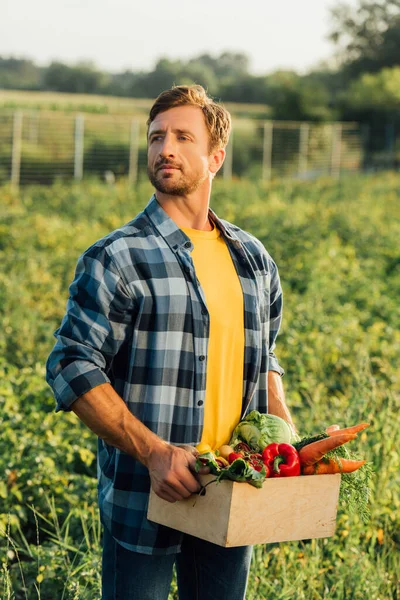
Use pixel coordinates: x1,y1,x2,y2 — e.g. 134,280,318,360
181,224,245,450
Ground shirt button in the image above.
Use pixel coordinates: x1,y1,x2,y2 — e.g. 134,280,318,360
184,241,191,249
197,400,204,406
199,355,206,361
201,309,207,316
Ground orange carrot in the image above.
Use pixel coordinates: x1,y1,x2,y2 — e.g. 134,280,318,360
328,423,370,437
299,433,357,466
326,424,340,433
302,458,367,475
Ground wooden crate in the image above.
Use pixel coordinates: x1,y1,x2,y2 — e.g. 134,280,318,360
147,473,341,547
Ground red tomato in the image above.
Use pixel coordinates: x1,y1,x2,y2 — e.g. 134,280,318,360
228,452,244,464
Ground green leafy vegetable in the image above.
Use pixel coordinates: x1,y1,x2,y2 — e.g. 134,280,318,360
293,432,329,452
229,410,296,451
194,451,221,475
224,458,267,488
194,454,267,488
339,463,373,524
324,442,373,523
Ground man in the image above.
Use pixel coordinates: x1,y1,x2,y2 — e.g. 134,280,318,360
46,85,296,600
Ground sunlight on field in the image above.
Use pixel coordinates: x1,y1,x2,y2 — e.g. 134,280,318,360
0,174,399,599
0,89,271,119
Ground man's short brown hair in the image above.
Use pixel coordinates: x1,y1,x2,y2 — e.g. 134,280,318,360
147,85,231,152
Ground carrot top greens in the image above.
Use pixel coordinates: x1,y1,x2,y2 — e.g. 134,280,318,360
295,432,373,523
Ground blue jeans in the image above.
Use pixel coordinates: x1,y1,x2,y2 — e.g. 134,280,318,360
102,526,253,600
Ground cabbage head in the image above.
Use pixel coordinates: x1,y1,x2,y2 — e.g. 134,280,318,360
229,410,297,451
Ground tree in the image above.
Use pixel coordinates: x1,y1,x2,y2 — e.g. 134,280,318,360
43,61,106,94
0,57,41,89
179,60,218,94
188,52,249,82
220,75,269,104
262,71,333,121
339,66,400,126
329,0,400,78
132,58,183,97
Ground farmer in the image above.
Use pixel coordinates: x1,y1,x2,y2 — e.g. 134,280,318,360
46,84,296,600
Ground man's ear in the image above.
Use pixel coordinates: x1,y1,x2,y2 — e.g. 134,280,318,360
209,147,225,175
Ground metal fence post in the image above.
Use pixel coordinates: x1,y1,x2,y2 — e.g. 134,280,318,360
223,129,233,180
11,111,23,188
262,121,273,181
298,123,310,177
330,123,342,178
129,119,140,184
74,114,85,180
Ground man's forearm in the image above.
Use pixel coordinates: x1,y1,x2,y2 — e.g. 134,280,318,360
71,383,168,467
268,370,297,432
71,382,206,502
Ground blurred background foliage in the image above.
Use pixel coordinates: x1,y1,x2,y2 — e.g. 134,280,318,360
0,174,399,598
1,0,400,129
1,0,400,596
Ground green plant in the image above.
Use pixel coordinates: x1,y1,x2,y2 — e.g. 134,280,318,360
1,173,399,599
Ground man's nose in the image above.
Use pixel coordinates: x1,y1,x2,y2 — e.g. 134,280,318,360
159,134,176,157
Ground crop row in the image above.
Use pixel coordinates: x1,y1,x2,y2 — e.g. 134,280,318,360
0,174,399,599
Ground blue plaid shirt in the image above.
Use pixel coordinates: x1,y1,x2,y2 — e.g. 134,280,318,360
46,194,284,555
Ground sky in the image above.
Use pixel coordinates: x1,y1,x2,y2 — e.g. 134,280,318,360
1,0,359,75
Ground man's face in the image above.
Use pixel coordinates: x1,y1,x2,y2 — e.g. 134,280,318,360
147,105,219,196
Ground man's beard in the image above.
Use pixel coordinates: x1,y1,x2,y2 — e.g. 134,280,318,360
147,162,208,196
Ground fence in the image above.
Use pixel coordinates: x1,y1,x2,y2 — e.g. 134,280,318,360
0,110,397,187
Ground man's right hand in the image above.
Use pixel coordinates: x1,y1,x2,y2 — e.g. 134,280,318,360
70,384,211,503
146,443,208,503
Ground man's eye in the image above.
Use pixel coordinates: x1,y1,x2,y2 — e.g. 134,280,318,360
150,136,163,142
178,136,189,141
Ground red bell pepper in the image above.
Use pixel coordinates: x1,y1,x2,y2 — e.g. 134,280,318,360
262,443,301,477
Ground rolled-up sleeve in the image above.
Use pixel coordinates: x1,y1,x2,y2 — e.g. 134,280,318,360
268,259,285,376
46,243,134,412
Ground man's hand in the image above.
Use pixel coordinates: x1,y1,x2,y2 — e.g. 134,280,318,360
146,443,209,503
176,444,211,476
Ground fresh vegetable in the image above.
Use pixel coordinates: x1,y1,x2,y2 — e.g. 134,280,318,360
327,423,370,437
195,451,220,475
234,442,251,453
223,457,267,488
217,445,234,460
228,452,244,464
247,453,265,472
196,442,212,454
302,458,367,475
294,424,372,521
293,433,328,452
194,453,267,488
229,410,296,451
194,418,371,521
325,424,340,433
215,456,229,468
262,443,301,477
298,433,357,466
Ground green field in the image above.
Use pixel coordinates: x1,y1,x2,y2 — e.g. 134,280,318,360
0,89,364,187
0,89,271,118
1,174,399,599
